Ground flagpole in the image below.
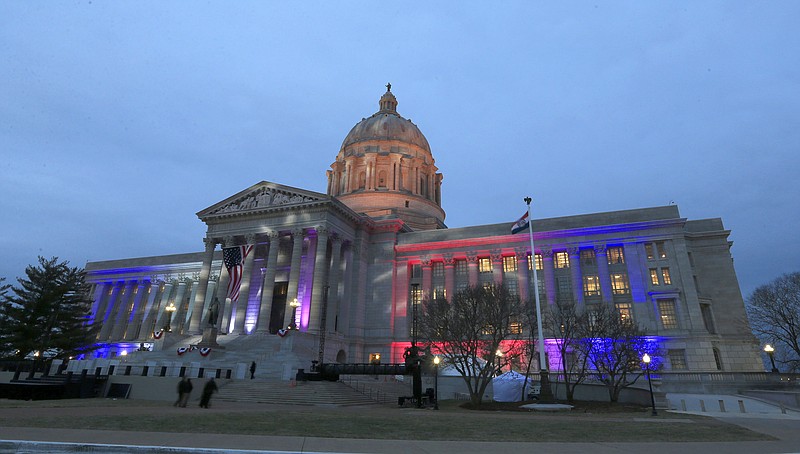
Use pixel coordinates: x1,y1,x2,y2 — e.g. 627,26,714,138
524,197,554,403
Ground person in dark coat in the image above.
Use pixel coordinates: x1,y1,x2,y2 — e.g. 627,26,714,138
250,361,256,379
174,377,191,407
199,378,218,408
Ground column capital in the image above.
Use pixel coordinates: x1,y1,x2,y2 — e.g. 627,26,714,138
292,228,305,238
315,225,329,237
568,246,580,256
466,250,478,262
490,249,503,263
594,244,608,255
442,253,455,267
222,236,235,248
203,238,218,251
266,230,280,241
421,256,433,268
540,246,553,258
515,248,529,260
245,233,257,244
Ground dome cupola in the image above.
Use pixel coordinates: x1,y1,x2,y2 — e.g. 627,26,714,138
326,85,445,230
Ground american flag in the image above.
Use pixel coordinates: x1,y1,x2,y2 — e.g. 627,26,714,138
224,245,253,302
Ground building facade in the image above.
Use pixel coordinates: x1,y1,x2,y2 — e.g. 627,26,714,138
82,87,763,376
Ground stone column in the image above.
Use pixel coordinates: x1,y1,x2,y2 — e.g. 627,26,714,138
190,238,217,334
467,251,479,287
256,231,280,333
284,228,306,328
217,237,235,332
138,280,161,340
569,247,584,305
123,282,147,340
233,235,257,334
325,235,343,332
516,249,530,303
541,248,556,306
154,281,174,333
92,283,112,329
595,244,613,303
309,227,330,332
110,281,136,341
491,249,503,285
169,281,188,331
421,258,433,300
443,254,455,301
97,282,120,340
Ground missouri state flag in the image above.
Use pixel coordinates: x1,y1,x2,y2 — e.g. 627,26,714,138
511,212,529,234
223,245,254,302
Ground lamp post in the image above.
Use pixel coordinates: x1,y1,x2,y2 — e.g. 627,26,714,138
642,353,657,416
495,349,503,375
433,355,440,410
764,344,778,373
164,303,177,332
289,298,300,330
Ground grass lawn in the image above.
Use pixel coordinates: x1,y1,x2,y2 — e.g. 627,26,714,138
0,398,773,443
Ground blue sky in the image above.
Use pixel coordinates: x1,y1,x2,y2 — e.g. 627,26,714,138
1,2,798,298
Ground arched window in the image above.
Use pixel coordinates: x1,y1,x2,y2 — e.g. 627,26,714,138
359,172,366,189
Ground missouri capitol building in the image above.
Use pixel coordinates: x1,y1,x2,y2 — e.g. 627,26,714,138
72,86,763,381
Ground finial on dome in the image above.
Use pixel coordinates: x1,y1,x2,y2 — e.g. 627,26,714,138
379,84,398,113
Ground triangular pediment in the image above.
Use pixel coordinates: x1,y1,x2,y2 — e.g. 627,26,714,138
197,181,329,220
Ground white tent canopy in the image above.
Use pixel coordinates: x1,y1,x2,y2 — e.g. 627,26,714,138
492,370,535,402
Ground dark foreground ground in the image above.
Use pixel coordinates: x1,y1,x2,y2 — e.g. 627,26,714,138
0,398,798,454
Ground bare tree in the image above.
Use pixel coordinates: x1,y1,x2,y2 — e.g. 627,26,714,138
418,284,525,407
578,303,655,403
545,300,590,403
747,272,800,372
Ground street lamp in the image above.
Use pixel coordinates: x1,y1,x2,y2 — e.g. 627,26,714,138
642,353,657,416
164,303,177,332
433,356,440,410
289,298,300,329
764,344,778,373
495,349,503,375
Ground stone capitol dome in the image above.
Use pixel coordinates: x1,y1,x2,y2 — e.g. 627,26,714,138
326,84,445,231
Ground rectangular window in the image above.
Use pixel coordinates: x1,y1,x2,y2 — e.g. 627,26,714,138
411,264,421,278
661,268,672,285
557,276,572,299
555,251,570,269
668,349,687,370
583,275,601,297
580,249,596,266
506,281,518,297
432,262,444,278
432,286,446,300
656,241,667,259
615,302,633,324
701,304,716,334
649,268,660,286
455,259,468,276
645,243,655,260
658,299,679,329
607,246,625,265
537,278,546,297
503,256,517,273
610,273,630,295
478,258,492,273
528,253,544,271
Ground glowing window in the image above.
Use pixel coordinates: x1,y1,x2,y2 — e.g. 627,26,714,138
645,243,655,260
555,252,570,269
509,320,523,335
658,299,678,329
478,258,492,273
432,286,446,300
583,275,600,297
528,254,543,271
656,241,667,259
503,256,517,273
610,273,630,295
650,269,659,285
661,268,672,285
615,302,633,324
607,246,625,265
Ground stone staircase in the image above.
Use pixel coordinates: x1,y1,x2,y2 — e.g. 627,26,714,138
339,375,413,405
216,379,381,406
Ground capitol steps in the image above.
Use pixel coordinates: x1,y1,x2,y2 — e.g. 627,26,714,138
215,379,381,406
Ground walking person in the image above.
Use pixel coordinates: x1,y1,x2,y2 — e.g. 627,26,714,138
180,378,193,407
250,361,256,379
199,378,218,408
174,377,189,407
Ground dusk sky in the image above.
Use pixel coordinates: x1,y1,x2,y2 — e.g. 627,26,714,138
1,2,798,299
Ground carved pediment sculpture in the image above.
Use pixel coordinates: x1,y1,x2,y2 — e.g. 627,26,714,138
209,186,321,216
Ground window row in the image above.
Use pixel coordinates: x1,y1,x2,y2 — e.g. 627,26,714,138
649,267,672,286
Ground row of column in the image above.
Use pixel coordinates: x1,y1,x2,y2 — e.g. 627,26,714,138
191,226,347,337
